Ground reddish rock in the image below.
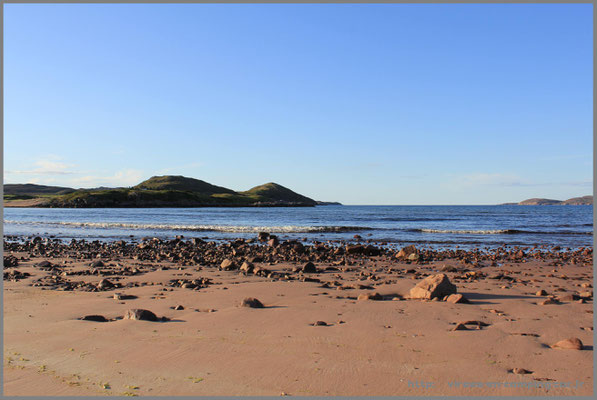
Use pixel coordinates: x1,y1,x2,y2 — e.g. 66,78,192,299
357,292,383,301
396,245,418,259
446,293,469,304
551,338,583,350
409,274,457,300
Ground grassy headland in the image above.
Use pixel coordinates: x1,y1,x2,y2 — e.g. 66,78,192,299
3,176,328,208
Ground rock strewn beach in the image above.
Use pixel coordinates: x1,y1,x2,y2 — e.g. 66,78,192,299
3,236,594,396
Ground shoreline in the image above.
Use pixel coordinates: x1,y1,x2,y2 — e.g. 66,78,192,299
3,236,594,396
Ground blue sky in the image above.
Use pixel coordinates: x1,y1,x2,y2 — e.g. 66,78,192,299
4,3,593,205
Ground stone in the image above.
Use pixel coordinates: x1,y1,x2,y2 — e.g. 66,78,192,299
512,368,532,375
90,260,105,268
357,292,383,301
551,338,583,350
313,321,328,326
124,309,158,321
220,259,237,271
396,245,418,259
452,323,469,331
36,261,52,268
346,245,364,255
460,320,490,328
258,232,270,242
241,297,264,308
536,290,548,296
557,294,580,302
302,262,317,273
579,291,593,299
441,265,458,273
539,298,559,305
174,305,184,310
409,274,457,300
97,279,114,290
446,294,469,304
81,315,109,322
240,261,254,274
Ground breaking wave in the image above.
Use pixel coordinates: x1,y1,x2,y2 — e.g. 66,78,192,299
3,220,373,234
418,228,592,235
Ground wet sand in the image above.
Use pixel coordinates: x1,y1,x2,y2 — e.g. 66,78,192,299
3,237,593,396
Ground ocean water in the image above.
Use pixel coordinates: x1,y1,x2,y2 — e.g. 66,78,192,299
2,205,593,250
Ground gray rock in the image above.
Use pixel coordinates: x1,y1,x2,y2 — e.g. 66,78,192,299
240,297,264,308
124,309,158,321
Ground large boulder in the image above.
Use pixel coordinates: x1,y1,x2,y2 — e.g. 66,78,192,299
409,273,457,300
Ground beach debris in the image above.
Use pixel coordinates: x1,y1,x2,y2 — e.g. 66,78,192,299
240,298,264,308
409,273,457,300
551,338,583,350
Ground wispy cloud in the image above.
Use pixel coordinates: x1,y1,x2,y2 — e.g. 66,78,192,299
5,155,76,175
71,169,145,188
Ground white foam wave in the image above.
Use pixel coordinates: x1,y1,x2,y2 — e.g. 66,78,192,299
420,228,510,235
3,220,368,233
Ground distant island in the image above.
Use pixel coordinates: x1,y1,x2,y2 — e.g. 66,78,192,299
3,176,342,208
501,195,593,206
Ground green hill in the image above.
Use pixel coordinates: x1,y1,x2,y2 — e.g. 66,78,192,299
134,175,236,195
4,183,75,198
4,176,324,208
517,195,593,205
242,182,316,205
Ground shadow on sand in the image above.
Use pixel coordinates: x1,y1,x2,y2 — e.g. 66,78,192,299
460,292,538,305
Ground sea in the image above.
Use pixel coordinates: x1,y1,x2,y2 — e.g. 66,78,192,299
2,205,593,251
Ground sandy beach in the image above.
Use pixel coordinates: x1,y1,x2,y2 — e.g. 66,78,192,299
3,237,593,396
